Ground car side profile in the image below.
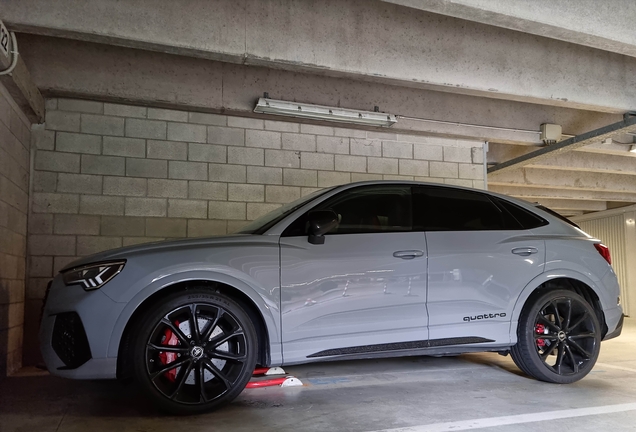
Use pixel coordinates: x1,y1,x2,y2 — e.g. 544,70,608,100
40,181,624,414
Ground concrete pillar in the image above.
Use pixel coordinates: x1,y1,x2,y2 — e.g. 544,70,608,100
0,82,31,376
623,211,636,316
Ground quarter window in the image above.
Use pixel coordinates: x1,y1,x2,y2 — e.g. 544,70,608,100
492,197,548,229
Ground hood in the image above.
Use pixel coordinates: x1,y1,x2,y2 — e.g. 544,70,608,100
60,234,262,272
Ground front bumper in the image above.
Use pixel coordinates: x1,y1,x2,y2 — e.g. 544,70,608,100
40,274,125,379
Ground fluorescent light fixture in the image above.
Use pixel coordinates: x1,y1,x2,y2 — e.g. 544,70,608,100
630,145,636,153
254,98,397,127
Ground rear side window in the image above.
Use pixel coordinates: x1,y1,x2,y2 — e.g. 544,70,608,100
413,186,521,231
492,197,548,230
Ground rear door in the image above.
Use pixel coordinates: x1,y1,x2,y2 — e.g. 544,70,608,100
279,185,429,363
414,187,546,345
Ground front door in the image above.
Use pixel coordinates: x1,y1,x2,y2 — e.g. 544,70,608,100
279,185,429,364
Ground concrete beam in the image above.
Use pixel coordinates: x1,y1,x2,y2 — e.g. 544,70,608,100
488,143,636,176
489,185,636,203
3,0,636,112
489,140,636,160
487,143,534,164
17,35,621,142
489,168,636,194
382,0,636,59
559,210,584,217
529,153,636,176
488,116,636,174
577,139,636,156
520,198,607,212
0,32,44,122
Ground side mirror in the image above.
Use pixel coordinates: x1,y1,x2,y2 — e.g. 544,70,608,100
307,210,339,245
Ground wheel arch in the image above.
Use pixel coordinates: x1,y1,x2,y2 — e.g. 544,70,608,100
113,275,279,380
509,270,607,344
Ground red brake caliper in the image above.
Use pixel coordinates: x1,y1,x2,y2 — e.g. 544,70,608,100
535,323,546,348
158,320,180,382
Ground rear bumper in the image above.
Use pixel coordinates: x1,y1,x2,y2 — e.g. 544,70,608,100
603,313,624,341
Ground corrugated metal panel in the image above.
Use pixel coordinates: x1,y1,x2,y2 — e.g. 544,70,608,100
578,215,629,315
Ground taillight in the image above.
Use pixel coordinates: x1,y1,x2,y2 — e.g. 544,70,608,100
594,243,611,265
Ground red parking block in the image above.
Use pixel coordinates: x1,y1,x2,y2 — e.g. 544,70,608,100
245,376,303,388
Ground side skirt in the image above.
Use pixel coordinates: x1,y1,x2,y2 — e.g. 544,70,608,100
307,337,495,358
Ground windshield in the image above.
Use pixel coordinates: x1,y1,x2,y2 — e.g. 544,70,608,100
238,187,335,234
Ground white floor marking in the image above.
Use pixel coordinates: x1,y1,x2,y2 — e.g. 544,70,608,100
595,362,636,373
369,403,636,432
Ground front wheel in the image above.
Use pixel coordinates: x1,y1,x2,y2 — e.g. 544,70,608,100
510,289,601,384
132,289,258,414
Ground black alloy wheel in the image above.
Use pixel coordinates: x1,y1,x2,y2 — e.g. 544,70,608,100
133,289,258,414
511,289,601,384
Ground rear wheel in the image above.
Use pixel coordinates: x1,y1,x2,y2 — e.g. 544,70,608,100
132,289,258,414
511,289,600,384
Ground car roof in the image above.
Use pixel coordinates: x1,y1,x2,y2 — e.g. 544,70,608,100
326,180,535,207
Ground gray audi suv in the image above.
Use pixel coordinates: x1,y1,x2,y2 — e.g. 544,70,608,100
40,181,624,414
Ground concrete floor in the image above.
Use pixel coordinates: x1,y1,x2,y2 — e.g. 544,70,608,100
1,319,635,432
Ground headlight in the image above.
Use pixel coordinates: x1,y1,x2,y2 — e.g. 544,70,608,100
62,261,126,290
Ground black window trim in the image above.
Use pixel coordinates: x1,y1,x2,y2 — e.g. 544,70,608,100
280,183,551,237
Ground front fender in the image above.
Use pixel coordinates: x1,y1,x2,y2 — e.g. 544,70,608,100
507,269,607,345
105,269,281,364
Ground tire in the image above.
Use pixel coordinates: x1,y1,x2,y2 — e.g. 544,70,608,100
132,288,258,414
510,289,601,384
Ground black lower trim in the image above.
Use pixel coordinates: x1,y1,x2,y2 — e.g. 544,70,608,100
603,314,624,341
307,337,494,358
40,280,52,323
428,337,493,347
52,312,92,369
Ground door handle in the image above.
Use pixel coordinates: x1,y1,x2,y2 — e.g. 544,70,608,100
393,250,424,260
511,247,538,256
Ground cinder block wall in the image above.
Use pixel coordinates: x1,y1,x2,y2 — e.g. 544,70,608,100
0,85,31,376
24,98,485,364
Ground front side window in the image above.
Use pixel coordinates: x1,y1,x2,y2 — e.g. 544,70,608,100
238,187,335,234
283,185,412,236
413,186,521,231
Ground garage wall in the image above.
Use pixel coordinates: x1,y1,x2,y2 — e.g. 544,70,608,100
0,84,31,376
573,207,636,317
24,98,485,364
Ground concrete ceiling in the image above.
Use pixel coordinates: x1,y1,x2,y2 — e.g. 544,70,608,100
378,0,636,216
485,115,636,216
382,0,636,59
487,135,636,216
2,0,636,217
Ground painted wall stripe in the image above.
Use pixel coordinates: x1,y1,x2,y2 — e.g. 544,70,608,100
370,403,636,432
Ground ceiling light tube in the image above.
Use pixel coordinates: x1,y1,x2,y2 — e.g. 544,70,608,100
254,98,397,127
